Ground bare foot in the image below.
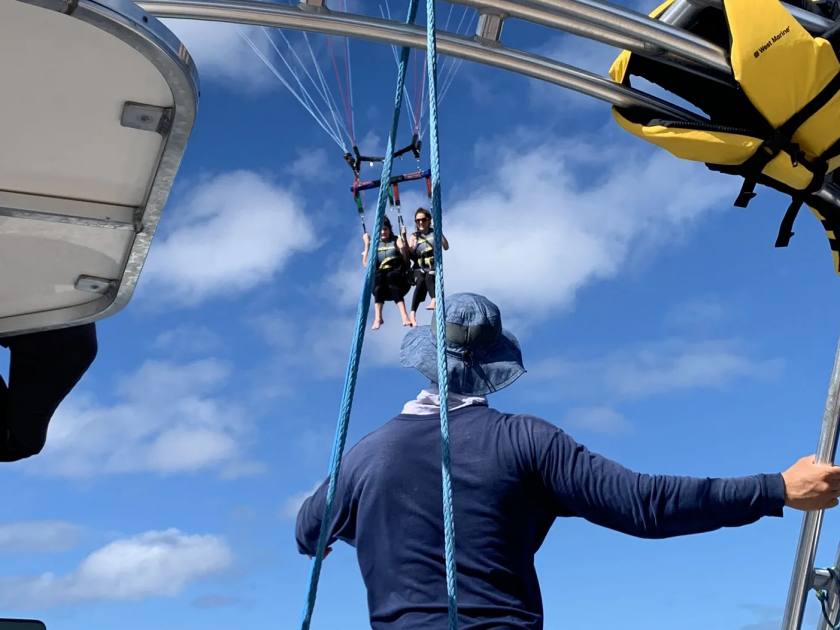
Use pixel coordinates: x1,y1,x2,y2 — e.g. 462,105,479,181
401,319,411,326
372,319,383,330
425,302,435,311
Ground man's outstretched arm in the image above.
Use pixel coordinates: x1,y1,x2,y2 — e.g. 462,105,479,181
538,426,840,538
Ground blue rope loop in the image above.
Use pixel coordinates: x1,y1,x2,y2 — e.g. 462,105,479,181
299,0,421,627
424,0,459,627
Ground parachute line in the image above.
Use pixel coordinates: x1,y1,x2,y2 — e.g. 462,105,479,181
259,29,344,147
273,28,351,147
240,30,348,151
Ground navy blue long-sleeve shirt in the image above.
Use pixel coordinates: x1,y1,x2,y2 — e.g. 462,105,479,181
296,404,786,629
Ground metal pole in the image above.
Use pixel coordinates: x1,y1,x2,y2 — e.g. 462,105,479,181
782,339,840,630
521,0,728,71
138,0,840,216
443,0,731,81
138,0,705,120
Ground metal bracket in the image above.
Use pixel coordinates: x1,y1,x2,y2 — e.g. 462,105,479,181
18,0,78,14
782,337,840,630
299,0,327,12
121,102,173,135
813,544,840,629
475,12,505,45
75,276,117,295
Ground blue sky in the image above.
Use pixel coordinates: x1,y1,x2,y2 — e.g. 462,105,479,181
5,1,840,628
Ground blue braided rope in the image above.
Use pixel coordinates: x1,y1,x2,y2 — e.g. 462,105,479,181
299,1,420,627
424,0,459,627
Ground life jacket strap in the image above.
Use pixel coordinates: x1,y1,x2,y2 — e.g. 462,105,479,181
775,199,803,247
730,69,840,209
734,180,758,208
775,159,830,247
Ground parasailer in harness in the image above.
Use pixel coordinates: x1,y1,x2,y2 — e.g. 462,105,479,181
362,216,412,330
0,323,97,462
407,207,449,326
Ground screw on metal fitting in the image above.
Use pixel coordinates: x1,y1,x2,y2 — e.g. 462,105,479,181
75,276,116,295
121,102,174,135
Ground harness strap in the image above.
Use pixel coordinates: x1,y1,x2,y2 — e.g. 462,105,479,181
415,234,435,268
776,159,830,246
734,69,840,205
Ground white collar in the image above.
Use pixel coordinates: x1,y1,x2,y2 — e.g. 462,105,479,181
401,386,487,416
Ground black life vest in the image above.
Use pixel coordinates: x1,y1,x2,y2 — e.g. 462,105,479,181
414,230,436,269
377,236,404,271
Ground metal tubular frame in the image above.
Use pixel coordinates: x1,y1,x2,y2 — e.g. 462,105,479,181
137,2,840,628
138,0,705,120
783,339,840,630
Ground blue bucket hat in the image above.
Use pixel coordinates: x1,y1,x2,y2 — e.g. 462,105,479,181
400,293,525,396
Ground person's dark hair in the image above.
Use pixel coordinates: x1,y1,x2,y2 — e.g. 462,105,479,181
382,216,392,230
415,207,431,220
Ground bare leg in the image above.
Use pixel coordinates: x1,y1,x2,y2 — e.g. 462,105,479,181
409,310,418,326
372,302,384,330
425,273,436,310
396,301,411,326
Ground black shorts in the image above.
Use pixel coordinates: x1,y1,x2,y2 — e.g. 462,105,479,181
373,268,410,303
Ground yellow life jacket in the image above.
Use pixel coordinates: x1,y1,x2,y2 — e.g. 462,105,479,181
610,0,840,272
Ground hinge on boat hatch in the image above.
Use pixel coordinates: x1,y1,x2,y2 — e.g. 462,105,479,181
19,0,78,15
121,103,174,135
75,276,116,295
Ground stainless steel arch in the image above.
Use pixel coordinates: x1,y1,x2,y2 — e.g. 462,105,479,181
138,0,707,122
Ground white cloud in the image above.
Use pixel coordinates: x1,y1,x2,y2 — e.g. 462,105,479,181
529,339,783,402
249,304,416,381
153,325,223,356
0,529,232,607
607,341,782,398
541,35,618,75
142,171,318,305
531,35,620,110
288,148,331,178
162,20,270,90
564,406,633,435
436,138,735,318
253,133,739,380
280,482,322,520
192,594,238,609
358,130,383,157
321,135,735,334
664,298,730,333
0,522,81,553
29,359,260,478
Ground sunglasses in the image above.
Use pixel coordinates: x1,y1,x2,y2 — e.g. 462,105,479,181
415,217,430,223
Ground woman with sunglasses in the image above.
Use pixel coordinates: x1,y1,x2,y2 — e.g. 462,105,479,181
362,216,412,330
407,207,449,326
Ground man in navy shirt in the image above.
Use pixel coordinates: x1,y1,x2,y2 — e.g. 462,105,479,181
297,293,840,629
